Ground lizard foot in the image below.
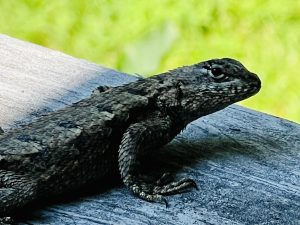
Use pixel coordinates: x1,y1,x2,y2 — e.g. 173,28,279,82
124,174,198,206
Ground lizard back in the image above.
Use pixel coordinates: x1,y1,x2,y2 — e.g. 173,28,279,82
0,84,151,187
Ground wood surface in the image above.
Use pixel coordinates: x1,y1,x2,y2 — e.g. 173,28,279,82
0,34,299,225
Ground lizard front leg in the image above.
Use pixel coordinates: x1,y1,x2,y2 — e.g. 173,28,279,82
118,113,197,205
0,170,37,223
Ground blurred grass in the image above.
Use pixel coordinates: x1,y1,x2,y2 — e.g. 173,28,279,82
0,0,299,123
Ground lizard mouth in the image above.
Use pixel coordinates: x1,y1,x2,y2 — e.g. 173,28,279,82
234,82,260,95
248,72,261,90
245,74,261,96
233,72,261,95
218,74,261,103
231,78,261,102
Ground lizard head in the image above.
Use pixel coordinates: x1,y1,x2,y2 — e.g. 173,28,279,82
170,58,261,121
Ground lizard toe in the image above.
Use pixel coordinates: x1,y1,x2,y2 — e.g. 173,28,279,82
155,172,174,186
153,177,198,195
125,174,197,204
131,187,169,207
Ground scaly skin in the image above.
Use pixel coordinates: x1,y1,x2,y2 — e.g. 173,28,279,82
0,58,261,222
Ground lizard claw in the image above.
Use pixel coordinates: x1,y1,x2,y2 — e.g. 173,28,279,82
126,174,197,207
146,194,169,208
191,180,199,190
160,196,169,208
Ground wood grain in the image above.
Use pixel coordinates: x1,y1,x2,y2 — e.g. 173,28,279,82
0,35,299,225
0,34,135,129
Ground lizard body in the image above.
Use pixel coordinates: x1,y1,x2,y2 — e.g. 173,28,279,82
0,58,261,222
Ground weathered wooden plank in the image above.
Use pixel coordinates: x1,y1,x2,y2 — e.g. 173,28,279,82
0,34,135,129
0,35,299,225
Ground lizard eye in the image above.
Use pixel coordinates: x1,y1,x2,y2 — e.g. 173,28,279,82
211,67,225,80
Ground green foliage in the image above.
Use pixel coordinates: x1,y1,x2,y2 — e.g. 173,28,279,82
0,0,299,122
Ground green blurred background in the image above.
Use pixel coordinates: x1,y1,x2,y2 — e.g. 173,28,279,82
0,0,299,123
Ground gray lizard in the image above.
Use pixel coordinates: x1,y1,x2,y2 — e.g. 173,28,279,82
0,58,261,223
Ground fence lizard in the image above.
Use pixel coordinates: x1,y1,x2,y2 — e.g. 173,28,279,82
0,58,261,223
